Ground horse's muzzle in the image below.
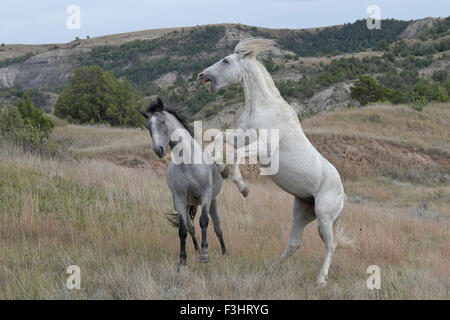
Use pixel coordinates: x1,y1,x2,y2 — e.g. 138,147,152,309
154,145,166,158
197,71,217,92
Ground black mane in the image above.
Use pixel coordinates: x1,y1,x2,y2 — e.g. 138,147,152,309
146,97,193,136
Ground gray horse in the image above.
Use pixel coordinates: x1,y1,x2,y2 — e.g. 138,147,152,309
140,97,228,267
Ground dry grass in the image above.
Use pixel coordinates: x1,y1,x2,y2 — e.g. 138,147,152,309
303,103,450,153
0,103,449,299
52,124,150,157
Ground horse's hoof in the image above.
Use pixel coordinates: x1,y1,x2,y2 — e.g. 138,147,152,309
199,253,210,263
177,260,187,272
222,249,229,256
241,186,250,198
315,279,327,287
220,166,229,179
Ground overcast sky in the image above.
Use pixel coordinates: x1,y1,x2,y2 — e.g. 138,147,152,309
1,0,448,44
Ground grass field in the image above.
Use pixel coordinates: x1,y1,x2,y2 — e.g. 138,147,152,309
0,103,449,299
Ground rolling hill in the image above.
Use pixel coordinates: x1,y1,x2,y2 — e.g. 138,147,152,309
0,17,449,127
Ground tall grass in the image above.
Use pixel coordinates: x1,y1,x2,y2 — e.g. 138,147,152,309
0,149,448,299
0,103,449,299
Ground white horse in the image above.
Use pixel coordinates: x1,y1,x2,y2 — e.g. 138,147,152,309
198,38,355,285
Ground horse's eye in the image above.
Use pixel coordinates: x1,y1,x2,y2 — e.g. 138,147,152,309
223,58,229,64
160,119,165,124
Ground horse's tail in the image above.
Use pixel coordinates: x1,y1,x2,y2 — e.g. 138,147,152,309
166,206,198,228
333,219,358,250
318,218,357,250
166,212,180,228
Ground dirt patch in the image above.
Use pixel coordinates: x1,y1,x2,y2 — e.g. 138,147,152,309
101,151,168,174
308,132,449,181
101,131,449,184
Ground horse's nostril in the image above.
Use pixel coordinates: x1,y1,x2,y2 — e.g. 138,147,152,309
159,146,164,154
198,72,205,79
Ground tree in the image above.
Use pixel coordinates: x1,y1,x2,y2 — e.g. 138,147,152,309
55,66,145,127
350,75,384,105
376,39,389,51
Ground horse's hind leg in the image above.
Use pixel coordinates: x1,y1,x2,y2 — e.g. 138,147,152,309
209,198,228,255
315,192,344,286
315,217,337,286
279,197,316,262
186,206,199,252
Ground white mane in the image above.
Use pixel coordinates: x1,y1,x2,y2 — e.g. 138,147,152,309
234,38,277,57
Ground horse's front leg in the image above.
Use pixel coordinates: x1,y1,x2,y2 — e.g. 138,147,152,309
173,196,188,269
222,131,256,197
231,162,249,197
231,136,268,198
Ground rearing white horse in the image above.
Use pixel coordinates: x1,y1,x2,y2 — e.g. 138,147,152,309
198,38,355,286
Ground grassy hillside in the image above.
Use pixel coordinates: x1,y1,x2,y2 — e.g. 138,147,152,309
1,103,448,299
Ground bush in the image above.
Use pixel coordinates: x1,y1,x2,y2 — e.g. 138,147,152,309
431,70,448,84
0,99,61,157
413,78,448,103
350,75,405,106
17,92,54,138
0,105,24,138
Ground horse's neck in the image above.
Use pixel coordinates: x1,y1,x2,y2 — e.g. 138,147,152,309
165,112,192,147
240,59,307,137
241,59,282,110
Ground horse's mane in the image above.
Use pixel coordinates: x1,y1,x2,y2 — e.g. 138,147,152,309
234,38,277,57
146,97,193,136
164,105,194,137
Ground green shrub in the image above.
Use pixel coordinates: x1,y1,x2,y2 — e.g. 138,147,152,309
367,112,382,123
431,70,448,84
17,92,54,138
350,75,406,106
408,93,427,111
413,78,448,103
0,102,61,158
55,66,145,127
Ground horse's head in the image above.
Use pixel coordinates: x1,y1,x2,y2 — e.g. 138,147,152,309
197,53,243,92
140,97,170,158
197,38,276,92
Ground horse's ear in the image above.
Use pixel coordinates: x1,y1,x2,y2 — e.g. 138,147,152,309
139,110,149,119
156,96,164,110
149,96,164,113
155,97,164,112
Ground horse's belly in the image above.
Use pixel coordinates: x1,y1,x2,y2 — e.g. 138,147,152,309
270,171,313,199
268,154,321,199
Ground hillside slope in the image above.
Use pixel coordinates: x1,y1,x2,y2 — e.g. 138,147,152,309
1,17,449,128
